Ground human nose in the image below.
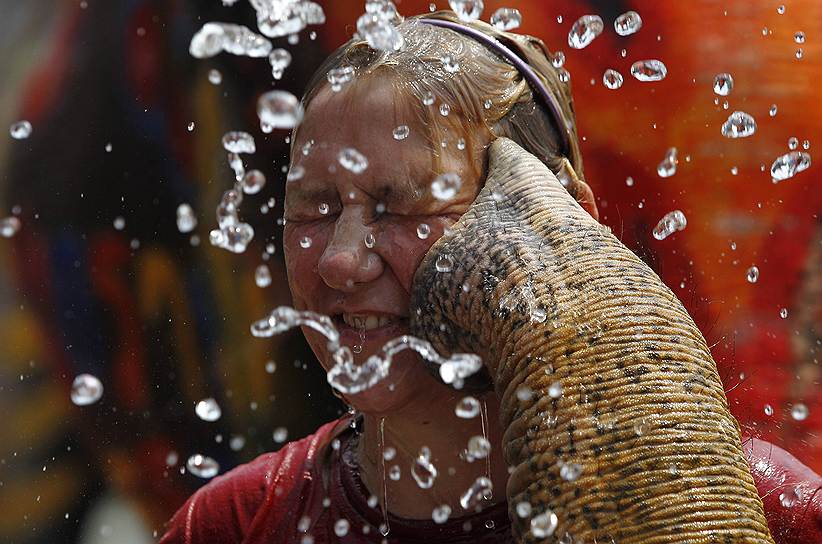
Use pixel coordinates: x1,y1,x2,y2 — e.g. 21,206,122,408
317,208,383,291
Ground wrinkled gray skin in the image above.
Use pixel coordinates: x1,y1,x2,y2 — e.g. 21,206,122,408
409,138,775,543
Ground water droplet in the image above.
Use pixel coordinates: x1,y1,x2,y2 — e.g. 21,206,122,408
746,266,760,283
435,254,454,273
516,385,534,402
794,31,805,44
439,103,451,116
287,165,305,182
548,381,563,399
516,501,532,518
265,360,277,373
327,65,355,91
299,236,312,249
730,166,738,175
550,51,565,68
71,374,104,405
614,10,642,36
530,510,558,537
1,216,21,238
652,210,688,240
803,139,811,150
657,147,678,177
788,136,799,150
388,465,401,480
625,176,634,186
208,69,223,84
780,487,800,507
334,519,350,537
382,447,396,461
567,15,603,49
411,446,438,488
713,73,734,96
186,454,219,478
255,264,272,287
770,151,811,182
9,120,32,140
490,7,521,30
764,404,774,416
631,59,667,82
222,131,256,154
339,148,369,174
449,0,484,22
431,172,461,200
602,69,623,89
415,223,431,239
423,91,436,106
633,417,650,436
364,232,376,248
777,5,786,14
195,398,222,421
241,170,266,195
796,48,804,59
356,13,404,52
273,426,288,443
557,68,571,83
721,111,757,139
257,90,303,129
318,202,329,215
432,504,451,524
460,476,492,510
778,307,788,319
268,48,292,79
559,461,583,481
465,435,491,461
455,396,480,418
791,403,808,421
392,125,410,140
189,22,272,59
441,54,460,73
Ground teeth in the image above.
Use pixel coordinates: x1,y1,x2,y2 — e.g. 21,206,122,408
342,314,394,330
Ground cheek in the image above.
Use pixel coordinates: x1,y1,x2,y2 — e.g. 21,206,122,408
378,215,456,289
283,223,331,307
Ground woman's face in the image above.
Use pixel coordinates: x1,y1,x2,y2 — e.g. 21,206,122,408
284,76,490,413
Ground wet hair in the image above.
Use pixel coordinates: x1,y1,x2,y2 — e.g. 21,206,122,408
295,10,585,184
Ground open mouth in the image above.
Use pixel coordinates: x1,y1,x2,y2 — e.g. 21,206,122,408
331,313,409,345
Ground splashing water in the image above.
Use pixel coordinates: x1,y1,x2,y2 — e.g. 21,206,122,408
490,8,521,31
186,454,219,478
9,120,32,140
449,0,484,22
459,476,493,510
530,510,559,537
356,12,404,52
0,216,22,238
603,69,623,90
614,10,642,36
411,446,438,488
652,210,687,240
455,396,480,418
339,147,369,174
657,147,678,177
567,15,603,49
257,90,303,129
189,23,272,59
721,111,757,138
71,374,104,406
249,0,325,39
713,73,734,96
431,172,461,200
327,65,355,92
432,504,451,524
222,131,256,154
631,59,668,82
195,398,222,421
770,151,811,183
176,204,197,233
463,435,491,462
250,307,482,394
268,48,292,79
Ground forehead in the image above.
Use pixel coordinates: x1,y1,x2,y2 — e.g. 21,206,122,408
289,75,465,200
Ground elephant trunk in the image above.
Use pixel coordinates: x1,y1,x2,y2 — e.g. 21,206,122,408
409,138,774,543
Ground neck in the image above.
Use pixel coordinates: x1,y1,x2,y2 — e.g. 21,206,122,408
354,387,510,522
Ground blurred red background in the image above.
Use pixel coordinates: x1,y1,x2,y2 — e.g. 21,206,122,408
0,1,819,542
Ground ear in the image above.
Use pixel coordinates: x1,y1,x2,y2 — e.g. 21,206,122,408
556,157,600,222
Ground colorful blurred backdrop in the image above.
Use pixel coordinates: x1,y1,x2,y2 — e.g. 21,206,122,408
0,1,819,542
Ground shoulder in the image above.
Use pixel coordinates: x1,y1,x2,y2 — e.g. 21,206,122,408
159,418,345,544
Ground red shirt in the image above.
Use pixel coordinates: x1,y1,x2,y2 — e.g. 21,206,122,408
160,416,821,544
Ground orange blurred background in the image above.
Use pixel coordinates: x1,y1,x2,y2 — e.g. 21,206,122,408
0,1,819,542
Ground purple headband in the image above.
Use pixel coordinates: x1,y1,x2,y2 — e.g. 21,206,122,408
419,18,572,158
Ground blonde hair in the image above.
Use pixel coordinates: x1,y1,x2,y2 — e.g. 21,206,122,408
297,10,585,185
